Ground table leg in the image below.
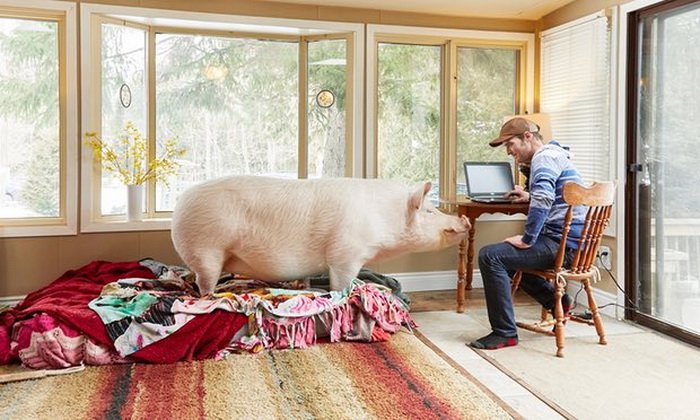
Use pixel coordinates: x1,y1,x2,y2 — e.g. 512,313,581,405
457,237,466,313
466,217,476,290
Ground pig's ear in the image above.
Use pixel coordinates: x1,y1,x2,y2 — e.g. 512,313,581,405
409,182,431,210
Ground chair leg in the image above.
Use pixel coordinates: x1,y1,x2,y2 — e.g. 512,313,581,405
511,272,522,297
583,279,607,345
540,307,550,322
553,281,566,357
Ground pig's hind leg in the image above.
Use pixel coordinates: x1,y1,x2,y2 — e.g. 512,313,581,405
327,262,364,291
188,251,225,296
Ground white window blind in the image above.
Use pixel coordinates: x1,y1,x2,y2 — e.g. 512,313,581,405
540,12,611,184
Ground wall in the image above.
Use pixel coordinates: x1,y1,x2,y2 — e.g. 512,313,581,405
0,231,181,296
541,0,635,29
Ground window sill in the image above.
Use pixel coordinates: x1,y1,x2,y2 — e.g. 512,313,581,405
0,223,77,238
80,217,171,233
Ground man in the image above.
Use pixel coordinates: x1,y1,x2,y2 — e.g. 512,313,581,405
468,117,586,350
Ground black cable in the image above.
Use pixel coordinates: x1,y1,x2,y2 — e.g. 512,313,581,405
570,282,584,312
596,253,638,311
568,255,638,317
597,302,637,311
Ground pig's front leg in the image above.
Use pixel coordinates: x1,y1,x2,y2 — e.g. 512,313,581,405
328,262,363,291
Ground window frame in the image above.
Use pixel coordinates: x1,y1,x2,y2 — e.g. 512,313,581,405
366,24,535,207
80,3,364,233
0,0,78,238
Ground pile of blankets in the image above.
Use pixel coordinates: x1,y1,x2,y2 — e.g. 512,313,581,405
0,260,414,369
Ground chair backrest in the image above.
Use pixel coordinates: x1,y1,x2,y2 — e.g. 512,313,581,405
553,181,617,273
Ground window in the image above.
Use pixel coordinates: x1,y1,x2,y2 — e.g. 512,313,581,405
100,21,147,216
455,46,520,195
80,4,362,232
0,1,77,237
307,38,349,179
376,42,441,189
540,11,613,184
367,25,534,203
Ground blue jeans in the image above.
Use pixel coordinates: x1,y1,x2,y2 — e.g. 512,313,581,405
478,235,573,338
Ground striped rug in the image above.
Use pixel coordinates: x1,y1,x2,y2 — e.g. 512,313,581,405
0,330,513,419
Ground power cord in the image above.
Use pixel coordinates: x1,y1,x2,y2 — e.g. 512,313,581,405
568,253,638,318
596,252,638,311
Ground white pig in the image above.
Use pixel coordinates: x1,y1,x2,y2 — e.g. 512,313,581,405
171,176,470,295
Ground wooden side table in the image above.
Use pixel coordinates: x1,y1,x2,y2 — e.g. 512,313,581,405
450,201,529,313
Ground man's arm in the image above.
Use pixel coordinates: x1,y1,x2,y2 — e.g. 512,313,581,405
505,185,529,203
504,234,530,249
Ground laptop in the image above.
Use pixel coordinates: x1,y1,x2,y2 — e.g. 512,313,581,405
463,161,515,204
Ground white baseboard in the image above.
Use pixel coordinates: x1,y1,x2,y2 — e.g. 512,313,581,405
388,270,483,292
0,295,24,308
390,270,619,318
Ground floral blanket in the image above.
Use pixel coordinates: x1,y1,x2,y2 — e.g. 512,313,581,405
89,264,414,357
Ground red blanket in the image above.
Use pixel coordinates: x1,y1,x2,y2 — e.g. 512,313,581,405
0,260,246,366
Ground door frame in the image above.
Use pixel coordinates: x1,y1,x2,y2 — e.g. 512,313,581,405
623,0,700,347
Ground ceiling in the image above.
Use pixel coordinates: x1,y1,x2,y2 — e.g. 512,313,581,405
274,0,577,20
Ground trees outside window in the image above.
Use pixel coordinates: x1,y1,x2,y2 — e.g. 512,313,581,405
0,2,78,238
0,17,60,219
376,43,441,189
455,47,518,194
155,33,299,212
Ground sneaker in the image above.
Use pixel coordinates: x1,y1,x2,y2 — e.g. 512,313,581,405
468,332,518,350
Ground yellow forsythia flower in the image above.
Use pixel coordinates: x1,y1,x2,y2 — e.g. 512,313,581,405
84,121,186,186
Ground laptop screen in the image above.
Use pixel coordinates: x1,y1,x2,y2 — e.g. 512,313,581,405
463,162,514,197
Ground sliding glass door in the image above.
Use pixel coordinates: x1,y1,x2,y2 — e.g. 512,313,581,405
628,0,700,345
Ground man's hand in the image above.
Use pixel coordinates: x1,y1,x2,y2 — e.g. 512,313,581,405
505,185,529,203
503,235,531,249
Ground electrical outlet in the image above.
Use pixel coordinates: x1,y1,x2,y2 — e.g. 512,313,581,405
598,246,612,270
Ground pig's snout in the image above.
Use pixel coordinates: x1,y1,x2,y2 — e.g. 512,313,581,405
443,216,471,244
446,215,470,233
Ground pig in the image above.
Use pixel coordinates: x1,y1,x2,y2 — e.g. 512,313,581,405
171,176,470,295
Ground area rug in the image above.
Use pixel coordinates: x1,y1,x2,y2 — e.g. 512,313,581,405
474,329,700,420
0,330,514,419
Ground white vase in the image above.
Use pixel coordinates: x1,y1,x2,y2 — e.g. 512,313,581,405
127,184,144,222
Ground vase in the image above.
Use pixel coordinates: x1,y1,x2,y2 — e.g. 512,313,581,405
127,184,144,222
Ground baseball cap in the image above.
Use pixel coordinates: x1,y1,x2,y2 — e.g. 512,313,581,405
489,117,540,147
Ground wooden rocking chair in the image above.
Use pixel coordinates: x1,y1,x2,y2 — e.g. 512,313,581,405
511,181,616,357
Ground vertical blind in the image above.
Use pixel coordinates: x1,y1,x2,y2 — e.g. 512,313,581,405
540,12,611,184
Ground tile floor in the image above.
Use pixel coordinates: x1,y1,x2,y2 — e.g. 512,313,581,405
408,290,648,419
